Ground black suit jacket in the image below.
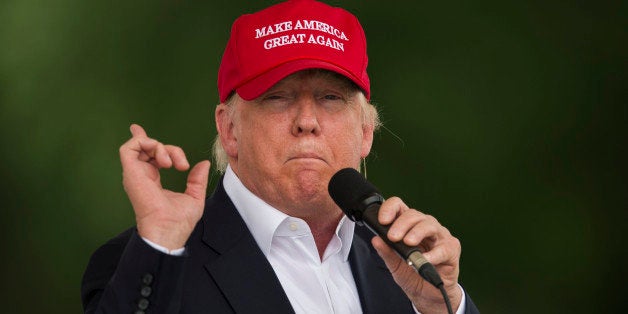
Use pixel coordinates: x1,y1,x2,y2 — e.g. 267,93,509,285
82,179,479,313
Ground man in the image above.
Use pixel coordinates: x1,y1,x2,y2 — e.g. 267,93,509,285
82,1,480,313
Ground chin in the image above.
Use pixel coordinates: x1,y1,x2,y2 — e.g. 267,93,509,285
287,169,324,196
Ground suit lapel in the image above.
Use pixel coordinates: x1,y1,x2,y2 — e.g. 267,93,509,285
196,181,414,313
349,224,414,314
200,181,295,314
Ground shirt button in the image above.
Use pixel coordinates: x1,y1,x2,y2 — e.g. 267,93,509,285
289,222,298,231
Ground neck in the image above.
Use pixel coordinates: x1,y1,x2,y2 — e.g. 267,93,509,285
303,212,343,259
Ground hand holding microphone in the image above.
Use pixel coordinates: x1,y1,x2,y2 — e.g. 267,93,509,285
329,168,462,314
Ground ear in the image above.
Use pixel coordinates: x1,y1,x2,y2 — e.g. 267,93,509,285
215,103,238,158
360,123,374,158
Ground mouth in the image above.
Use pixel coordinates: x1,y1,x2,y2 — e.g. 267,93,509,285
287,153,326,163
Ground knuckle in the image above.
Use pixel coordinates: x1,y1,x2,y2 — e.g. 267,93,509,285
428,223,440,235
384,197,405,210
378,203,392,214
174,146,185,155
425,214,439,224
441,225,452,236
451,236,461,250
119,139,135,153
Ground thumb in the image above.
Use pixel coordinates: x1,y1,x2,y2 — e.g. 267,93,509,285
185,160,211,200
129,123,148,138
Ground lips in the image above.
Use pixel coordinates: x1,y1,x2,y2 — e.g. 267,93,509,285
287,151,327,164
292,152,321,159
289,155,324,162
286,143,328,164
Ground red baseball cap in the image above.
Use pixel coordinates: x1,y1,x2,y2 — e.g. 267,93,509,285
217,0,370,102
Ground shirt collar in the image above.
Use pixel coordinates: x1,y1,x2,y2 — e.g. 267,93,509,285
335,214,356,261
223,165,355,261
223,165,287,256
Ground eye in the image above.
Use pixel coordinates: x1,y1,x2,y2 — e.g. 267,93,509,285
324,94,342,100
259,92,290,105
263,94,284,101
257,92,292,112
318,92,348,113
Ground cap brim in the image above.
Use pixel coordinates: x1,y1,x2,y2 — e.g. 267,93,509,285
235,59,369,101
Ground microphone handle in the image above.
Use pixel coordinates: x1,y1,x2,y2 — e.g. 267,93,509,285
361,203,444,288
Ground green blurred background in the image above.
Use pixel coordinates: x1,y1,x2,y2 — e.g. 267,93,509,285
1,0,626,312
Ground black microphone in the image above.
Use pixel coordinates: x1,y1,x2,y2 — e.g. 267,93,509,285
328,168,444,289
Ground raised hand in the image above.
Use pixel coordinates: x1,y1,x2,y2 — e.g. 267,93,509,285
119,124,211,250
371,197,463,314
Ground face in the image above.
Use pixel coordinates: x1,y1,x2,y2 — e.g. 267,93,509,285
215,70,374,220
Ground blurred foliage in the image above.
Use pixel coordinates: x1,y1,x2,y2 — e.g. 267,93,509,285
1,0,626,313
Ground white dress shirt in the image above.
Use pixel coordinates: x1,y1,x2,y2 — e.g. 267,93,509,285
223,165,362,314
145,165,466,313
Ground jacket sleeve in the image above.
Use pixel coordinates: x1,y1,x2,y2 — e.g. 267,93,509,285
81,228,187,314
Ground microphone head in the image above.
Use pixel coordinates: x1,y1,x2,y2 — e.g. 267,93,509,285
328,168,382,221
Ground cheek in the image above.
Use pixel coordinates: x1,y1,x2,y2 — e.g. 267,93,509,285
330,123,365,161
238,118,287,160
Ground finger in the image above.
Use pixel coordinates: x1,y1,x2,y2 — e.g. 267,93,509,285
422,237,461,266
152,143,172,168
120,136,158,165
378,197,407,225
138,150,151,162
402,218,441,246
130,124,148,138
185,160,211,200
386,210,424,242
164,145,190,171
127,138,170,168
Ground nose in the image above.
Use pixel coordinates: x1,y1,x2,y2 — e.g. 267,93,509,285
291,96,321,136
